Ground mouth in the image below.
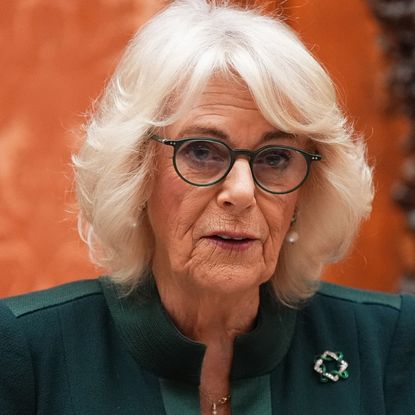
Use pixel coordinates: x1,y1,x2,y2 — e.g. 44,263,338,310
204,233,258,251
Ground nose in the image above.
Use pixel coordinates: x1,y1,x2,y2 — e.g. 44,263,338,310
216,158,256,211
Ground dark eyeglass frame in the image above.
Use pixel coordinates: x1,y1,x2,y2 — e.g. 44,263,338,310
151,134,322,194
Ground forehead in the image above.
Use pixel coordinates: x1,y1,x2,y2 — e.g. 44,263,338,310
191,76,257,110
165,75,276,139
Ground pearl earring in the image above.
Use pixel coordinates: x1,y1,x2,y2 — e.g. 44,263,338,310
286,211,299,244
285,229,299,244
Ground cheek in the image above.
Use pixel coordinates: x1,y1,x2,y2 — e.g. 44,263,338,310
147,161,211,248
147,167,183,241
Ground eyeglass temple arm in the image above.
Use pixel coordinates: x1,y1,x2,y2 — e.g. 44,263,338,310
150,134,177,147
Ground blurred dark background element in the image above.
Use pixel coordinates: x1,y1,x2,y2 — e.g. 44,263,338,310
0,0,410,296
366,0,415,293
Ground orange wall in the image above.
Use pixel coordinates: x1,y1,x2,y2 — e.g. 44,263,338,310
0,0,165,296
0,0,406,297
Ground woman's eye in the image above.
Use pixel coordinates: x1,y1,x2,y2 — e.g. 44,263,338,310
190,144,212,160
182,142,221,162
260,150,291,168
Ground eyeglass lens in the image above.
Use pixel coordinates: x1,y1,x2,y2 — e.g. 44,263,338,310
174,140,309,193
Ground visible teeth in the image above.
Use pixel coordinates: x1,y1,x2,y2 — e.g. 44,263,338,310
217,235,244,241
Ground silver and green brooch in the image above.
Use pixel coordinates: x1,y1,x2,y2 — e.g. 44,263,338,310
314,350,349,383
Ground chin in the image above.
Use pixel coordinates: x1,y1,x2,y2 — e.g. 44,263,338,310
188,264,270,294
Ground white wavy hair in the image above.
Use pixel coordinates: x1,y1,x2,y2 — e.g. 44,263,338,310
73,0,374,305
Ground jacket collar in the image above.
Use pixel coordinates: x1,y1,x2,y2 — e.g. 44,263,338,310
100,276,297,385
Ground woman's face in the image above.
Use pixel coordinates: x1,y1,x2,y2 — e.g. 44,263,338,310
147,77,304,295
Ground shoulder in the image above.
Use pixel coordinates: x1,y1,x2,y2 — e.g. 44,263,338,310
296,281,415,368
2,278,103,318
298,281,407,338
311,281,415,336
0,279,100,414
0,278,106,358
0,278,109,413
300,281,415,412
315,281,404,309
304,281,415,343
0,280,105,367
0,278,108,362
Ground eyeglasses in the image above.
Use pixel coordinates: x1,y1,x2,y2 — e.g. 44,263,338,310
151,134,322,194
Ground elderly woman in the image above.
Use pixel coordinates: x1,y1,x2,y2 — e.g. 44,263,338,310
1,1,415,414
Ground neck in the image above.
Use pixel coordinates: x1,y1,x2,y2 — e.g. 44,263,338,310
154,274,261,415
155,275,261,345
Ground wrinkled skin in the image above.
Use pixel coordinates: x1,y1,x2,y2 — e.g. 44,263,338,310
147,77,303,300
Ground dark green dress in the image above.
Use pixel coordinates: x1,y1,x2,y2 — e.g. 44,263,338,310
1,277,414,414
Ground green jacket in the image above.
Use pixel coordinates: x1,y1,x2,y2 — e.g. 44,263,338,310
1,277,414,414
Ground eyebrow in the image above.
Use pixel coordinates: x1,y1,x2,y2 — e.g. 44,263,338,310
178,125,296,142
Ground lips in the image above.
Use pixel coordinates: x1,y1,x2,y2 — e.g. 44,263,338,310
205,231,258,241
215,234,249,241
203,232,259,251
